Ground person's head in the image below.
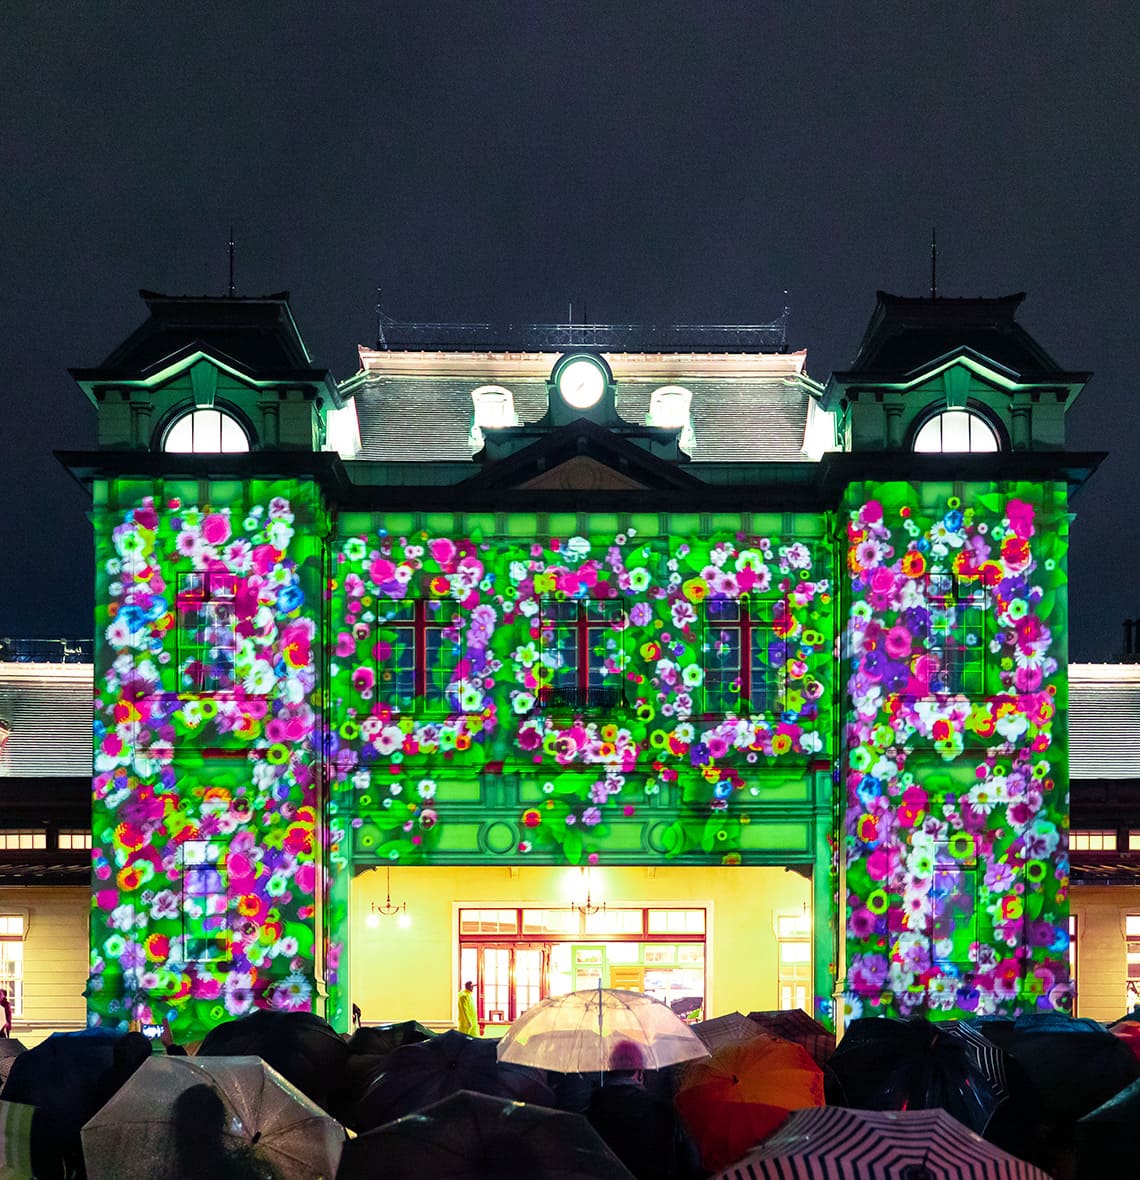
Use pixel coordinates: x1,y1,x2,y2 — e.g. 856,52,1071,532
464,980,474,992
607,1039,646,1083
173,1084,227,1149
114,1031,153,1074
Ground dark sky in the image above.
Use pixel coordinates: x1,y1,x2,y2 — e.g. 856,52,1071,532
3,3,1138,659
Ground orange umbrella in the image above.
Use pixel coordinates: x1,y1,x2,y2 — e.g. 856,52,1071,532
675,1034,824,1173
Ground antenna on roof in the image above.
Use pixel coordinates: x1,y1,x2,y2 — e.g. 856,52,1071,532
376,287,388,350
227,227,236,297
930,227,938,299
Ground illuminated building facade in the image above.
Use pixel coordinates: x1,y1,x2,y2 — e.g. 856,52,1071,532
60,290,1101,1038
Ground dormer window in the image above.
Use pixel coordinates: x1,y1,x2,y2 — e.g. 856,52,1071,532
163,408,251,454
647,385,694,451
470,386,518,448
913,409,1000,454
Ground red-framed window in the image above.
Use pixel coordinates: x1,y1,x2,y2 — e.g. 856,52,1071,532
537,599,627,710
177,571,238,692
702,598,785,714
371,600,475,714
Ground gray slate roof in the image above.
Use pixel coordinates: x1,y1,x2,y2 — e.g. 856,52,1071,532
353,376,814,464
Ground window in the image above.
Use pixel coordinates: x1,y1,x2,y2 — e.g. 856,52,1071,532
931,838,977,975
469,386,518,447
1069,914,1078,1016
925,572,985,695
0,915,24,1016
647,386,694,450
369,601,478,714
913,410,1000,454
1128,831,1140,852
58,830,92,851
1071,830,1117,852
537,600,627,710
163,409,250,454
702,599,784,714
177,572,238,693
776,913,811,1012
1127,916,1140,1012
182,840,229,962
0,831,46,851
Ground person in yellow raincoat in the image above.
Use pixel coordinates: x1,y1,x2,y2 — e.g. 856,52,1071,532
457,980,479,1036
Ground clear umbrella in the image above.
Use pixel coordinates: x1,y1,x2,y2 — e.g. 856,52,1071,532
81,1054,346,1180
496,981,709,1075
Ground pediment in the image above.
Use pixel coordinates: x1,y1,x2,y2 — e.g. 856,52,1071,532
518,456,650,491
462,417,701,493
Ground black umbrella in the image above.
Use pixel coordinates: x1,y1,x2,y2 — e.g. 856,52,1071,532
337,1022,437,1118
197,1009,350,1115
337,1089,635,1180
354,1030,554,1131
992,1013,1140,1124
347,1020,434,1057
0,1028,126,1180
1074,1075,1140,1179
827,1018,1002,1134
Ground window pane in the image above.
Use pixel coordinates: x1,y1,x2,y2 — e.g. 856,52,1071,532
1126,915,1140,937
941,411,971,451
164,409,250,455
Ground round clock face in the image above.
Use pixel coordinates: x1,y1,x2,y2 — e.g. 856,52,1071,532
557,358,606,409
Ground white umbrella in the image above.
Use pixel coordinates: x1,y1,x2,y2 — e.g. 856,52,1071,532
81,1055,346,1180
496,982,710,1074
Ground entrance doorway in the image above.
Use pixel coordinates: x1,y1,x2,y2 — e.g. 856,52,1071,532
458,906,707,1032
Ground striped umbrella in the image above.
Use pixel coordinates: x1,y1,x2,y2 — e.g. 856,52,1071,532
710,1107,1051,1180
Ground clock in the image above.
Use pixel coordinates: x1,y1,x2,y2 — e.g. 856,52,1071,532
556,356,607,410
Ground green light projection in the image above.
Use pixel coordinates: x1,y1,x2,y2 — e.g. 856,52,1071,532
324,514,836,1027
842,481,1071,1020
89,480,325,1036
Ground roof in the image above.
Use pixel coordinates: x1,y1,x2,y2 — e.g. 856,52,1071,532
351,371,819,464
0,662,92,779
838,291,1087,383
1069,663,1140,779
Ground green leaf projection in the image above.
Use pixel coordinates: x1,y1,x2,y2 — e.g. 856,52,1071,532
90,480,325,1035
327,522,833,847
842,481,1071,1020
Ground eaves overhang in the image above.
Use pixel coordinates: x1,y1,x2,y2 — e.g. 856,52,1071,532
70,342,344,409
823,347,1092,409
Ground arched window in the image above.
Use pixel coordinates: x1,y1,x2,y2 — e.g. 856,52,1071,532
647,385,694,450
913,409,1000,454
163,408,251,454
469,386,519,448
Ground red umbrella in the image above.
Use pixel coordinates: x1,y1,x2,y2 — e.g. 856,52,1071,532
675,1034,824,1172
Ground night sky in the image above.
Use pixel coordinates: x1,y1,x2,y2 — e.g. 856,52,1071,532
3,4,1137,659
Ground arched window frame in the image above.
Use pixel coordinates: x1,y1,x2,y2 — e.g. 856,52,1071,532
157,404,255,454
910,401,1006,454
647,385,695,451
469,386,519,449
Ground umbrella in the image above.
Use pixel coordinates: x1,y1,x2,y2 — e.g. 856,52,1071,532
711,1106,1052,1180
0,1100,34,1180
747,1009,836,1066
338,1021,437,1117
497,984,710,1074
675,1034,825,1172
992,1014,1140,1124
692,1012,767,1054
338,1089,634,1180
1108,1018,1140,1062
1074,1074,1140,1179
0,1043,25,1089
81,1054,346,1180
827,1018,1002,1134
348,1020,434,1057
355,1030,554,1131
0,1028,126,1180
197,1009,350,1114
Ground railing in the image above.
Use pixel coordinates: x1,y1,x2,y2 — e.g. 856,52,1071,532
0,638,93,664
537,685,627,711
375,313,789,353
